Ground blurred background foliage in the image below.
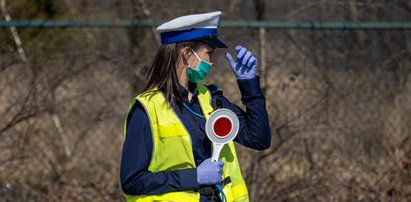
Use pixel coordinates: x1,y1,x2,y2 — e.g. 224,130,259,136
1,0,410,201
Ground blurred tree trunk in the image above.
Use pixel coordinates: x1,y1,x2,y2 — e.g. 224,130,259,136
63,0,95,42
345,0,365,47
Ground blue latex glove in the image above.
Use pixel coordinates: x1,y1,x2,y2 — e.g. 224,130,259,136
196,158,224,185
225,45,258,79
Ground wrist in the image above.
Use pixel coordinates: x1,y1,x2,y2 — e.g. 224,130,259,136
237,76,255,80
178,168,200,189
237,76,263,97
237,75,255,80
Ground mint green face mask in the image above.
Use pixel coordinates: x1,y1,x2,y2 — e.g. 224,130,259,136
187,50,212,82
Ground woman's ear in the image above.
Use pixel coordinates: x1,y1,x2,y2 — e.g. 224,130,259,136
178,47,190,66
181,47,192,61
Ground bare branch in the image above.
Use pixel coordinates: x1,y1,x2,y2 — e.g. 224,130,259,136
0,85,36,137
51,112,72,158
1,0,28,63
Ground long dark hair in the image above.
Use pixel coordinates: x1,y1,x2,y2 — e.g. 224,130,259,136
142,41,202,106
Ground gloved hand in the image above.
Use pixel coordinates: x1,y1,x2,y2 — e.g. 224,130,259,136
196,158,224,185
225,45,258,80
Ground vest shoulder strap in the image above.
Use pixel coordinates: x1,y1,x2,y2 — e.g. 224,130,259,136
197,83,214,118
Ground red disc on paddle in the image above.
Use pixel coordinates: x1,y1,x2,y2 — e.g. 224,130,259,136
213,117,232,137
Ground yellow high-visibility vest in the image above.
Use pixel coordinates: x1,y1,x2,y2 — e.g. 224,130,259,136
123,83,249,202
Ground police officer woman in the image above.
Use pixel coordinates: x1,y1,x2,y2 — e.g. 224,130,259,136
120,11,271,202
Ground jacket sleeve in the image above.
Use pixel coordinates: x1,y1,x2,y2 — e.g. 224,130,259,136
210,77,272,150
120,101,198,195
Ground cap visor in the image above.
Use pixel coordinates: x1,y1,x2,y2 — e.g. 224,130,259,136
201,38,228,48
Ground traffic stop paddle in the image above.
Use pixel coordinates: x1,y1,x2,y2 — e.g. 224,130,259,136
205,108,240,162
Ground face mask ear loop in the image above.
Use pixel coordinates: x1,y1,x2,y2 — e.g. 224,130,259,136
189,48,201,61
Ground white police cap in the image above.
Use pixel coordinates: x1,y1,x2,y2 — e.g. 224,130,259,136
156,11,227,48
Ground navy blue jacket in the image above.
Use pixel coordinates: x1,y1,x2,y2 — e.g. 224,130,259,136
120,77,271,201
